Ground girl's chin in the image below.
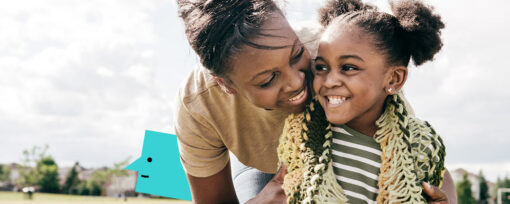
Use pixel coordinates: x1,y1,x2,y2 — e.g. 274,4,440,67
325,112,350,125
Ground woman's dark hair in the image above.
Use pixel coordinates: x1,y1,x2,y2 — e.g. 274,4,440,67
319,0,444,66
177,0,284,77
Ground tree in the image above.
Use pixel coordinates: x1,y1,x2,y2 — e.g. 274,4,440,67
36,157,60,193
87,169,107,195
16,145,60,193
16,146,47,187
84,158,130,196
457,173,476,204
478,171,489,204
0,164,11,182
62,162,80,194
496,176,510,204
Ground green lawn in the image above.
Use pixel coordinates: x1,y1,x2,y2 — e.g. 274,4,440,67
0,191,191,204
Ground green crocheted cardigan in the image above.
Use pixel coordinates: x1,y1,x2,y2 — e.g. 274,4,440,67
277,94,446,204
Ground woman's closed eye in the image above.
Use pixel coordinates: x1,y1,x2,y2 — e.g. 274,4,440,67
259,72,277,88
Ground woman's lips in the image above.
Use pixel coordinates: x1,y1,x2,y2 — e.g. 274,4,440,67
287,87,308,105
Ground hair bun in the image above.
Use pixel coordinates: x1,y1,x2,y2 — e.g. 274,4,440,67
319,0,374,27
391,0,445,65
391,0,444,32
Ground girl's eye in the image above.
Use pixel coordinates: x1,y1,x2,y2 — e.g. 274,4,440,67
259,72,277,88
341,65,359,72
314,64,328,72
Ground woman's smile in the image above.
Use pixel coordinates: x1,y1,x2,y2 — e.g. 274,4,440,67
286,85,308,105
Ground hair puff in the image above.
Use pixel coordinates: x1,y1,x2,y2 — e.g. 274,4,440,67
391,0,445,65
318,0,374,27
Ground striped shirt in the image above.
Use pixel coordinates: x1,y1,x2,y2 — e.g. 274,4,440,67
331,124,381,204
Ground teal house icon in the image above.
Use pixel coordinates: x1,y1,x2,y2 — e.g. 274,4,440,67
126,130,191,201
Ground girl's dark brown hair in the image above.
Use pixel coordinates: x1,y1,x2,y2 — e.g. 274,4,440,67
177,0,284,77
319,0,444,66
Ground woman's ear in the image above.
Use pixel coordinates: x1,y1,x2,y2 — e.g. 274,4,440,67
213,76,237,95
385,66,408,95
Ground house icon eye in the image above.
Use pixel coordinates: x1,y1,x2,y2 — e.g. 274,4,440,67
147,157,152,162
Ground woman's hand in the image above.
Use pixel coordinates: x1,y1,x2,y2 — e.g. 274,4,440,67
246,165,288,204
424,169,458,204
423,182,448,204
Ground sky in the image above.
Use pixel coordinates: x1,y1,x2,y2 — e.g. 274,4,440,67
0,0,509,182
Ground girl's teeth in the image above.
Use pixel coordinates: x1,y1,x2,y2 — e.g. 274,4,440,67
327,96,346,105
289,89,305,101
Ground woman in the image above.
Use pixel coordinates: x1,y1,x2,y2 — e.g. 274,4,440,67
175,0,452,203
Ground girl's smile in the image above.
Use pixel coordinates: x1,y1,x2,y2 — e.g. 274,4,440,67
313,24,391,136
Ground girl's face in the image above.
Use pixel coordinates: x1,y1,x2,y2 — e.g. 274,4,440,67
225,13,312,113
313,24,392,132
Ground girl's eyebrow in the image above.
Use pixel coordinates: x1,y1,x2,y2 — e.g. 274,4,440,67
314,56,326,62
338,55,364,62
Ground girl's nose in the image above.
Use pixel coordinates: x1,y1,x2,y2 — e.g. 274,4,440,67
323,71,343,88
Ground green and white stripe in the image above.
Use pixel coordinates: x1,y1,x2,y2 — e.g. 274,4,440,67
331,124,382,204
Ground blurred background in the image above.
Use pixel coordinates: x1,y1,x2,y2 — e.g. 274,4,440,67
0,0,509,203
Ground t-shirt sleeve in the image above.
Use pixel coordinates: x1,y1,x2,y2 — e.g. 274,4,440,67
174,98,229,178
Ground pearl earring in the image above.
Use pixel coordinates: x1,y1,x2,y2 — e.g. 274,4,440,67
388,87,393,93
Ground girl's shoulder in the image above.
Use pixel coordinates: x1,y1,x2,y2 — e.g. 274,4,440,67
407,116,446,187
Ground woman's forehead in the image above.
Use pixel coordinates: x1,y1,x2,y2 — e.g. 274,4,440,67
229,39,297,80
249,13,297,47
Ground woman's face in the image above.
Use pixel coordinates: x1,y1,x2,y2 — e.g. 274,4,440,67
313,24,391,131
225,13,312,113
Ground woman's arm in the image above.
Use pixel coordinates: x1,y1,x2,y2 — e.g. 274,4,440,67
186,161,239,204
187,162,288,204
245,165,287,204
423,169,458,204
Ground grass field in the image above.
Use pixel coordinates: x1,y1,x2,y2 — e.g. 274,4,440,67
0,191,191,204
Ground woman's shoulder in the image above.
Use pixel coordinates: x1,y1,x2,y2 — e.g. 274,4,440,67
177,65,222,106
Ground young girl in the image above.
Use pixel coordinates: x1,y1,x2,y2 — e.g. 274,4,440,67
278,0,452,203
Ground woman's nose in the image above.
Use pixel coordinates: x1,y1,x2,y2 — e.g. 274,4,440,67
283,68,305,93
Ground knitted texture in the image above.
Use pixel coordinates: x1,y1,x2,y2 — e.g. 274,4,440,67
278,100,348,204
278,94,446,203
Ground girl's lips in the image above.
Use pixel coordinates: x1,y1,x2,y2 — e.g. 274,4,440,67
323,95,349,108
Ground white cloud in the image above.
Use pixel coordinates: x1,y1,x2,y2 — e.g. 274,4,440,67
0,0,176,168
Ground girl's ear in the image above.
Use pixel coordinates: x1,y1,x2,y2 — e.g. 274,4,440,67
385,66,408,95
213,76,237,95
